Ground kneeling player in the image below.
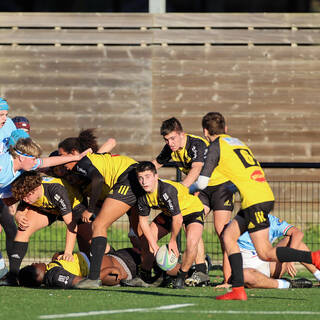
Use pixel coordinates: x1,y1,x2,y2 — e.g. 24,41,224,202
136,161,205,289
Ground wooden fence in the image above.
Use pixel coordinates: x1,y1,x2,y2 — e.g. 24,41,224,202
0,13,320,174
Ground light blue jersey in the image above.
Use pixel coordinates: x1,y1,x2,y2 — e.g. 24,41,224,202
238,214,293,251
0,118,16,155
0,152,41,198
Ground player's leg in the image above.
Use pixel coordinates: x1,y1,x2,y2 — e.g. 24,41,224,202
174,220,203,289
82,198,131,287
244,268,286,289
4,208,49,285
216,218,247,300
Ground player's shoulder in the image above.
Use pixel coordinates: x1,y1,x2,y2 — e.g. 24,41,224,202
186,134,208,146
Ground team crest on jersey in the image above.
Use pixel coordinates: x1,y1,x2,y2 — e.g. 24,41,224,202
42,177,54,182
250,170,266,182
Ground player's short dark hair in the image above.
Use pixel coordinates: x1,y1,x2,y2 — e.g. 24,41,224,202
11,171,42,200
18,265,42,287
202,112,226,135
58,128,98,154
160,117,183,136
136,161,157,175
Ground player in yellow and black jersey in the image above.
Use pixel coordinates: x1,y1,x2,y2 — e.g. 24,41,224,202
192,112,318,300
58,131,144,289
136,161,205,289
154,117,235,286
18,248,142,288
3,171,87,284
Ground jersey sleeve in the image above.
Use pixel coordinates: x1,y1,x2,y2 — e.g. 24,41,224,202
74,156,105,213
137,195,151,216
160,183,181,216
200,139,220,178
44,266,76,289
188,139,207,163
269,215,293,239
47,184,73,216
156,144,172,165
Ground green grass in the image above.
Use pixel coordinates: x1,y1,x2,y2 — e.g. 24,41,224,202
1,270,319,320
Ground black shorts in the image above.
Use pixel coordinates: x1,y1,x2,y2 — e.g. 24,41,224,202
153,210,205,232
198,181,235,212
109,248,141,279
107,164,144,207
44,266,76,289
234,201,274,234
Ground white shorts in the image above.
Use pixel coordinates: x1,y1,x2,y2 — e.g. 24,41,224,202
240,248,270,277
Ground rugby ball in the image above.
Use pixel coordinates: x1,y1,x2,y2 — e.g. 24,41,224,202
156,244,178,271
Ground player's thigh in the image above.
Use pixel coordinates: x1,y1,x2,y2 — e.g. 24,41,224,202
185,222,203,249
250,228,276,261
94,198,131,229
213,210,232,236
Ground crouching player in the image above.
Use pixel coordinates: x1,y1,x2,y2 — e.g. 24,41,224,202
136,161,205,289
18,248,142,288
1,171,88,285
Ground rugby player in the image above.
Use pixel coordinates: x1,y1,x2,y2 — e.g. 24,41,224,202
1,171,88,286
153,117,234,286
136,161,205,289
192,112,320,300
58,130,144,289
18,247,142,288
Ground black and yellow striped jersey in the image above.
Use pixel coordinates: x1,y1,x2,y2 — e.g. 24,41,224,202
137,179,203,217
156,133,228,186
201,134,274,209
30,176,86,216
46,252,89,277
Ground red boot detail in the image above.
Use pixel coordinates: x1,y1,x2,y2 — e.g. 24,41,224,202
216,286,247,301
311,250,320,269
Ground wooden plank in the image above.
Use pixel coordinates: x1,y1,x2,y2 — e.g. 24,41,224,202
0,13,153,28
154,13,320,28
153,29,320,45
0,29,152,45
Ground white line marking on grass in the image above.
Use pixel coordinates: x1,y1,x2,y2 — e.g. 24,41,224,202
167,310,320,315
38,303,194,319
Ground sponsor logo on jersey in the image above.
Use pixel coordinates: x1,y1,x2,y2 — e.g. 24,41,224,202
250,170,266,182
76,165,87,176
223,137,244,146
42,177,54,182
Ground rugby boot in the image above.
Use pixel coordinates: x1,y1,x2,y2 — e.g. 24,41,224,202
74,278,102,289
0,266,8,280
289,278,313,288
311,250,320,270
216,286,247,300
185,271,210,287
0,272,18,286
120,277,150,288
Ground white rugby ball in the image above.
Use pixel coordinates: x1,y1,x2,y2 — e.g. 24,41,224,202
156,244,178,271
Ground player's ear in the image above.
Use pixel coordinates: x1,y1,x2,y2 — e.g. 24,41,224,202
225,125,228,133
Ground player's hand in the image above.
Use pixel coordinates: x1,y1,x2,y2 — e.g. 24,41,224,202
168,240,179,259
81,210,93,223
15,211,30,230
57,253,74,262
215,282,231,289
286,262,297,278
194,191,200,197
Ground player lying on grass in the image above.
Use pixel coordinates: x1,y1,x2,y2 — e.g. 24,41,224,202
215,214,315,289
136,161,205,289
18,247,143,288
0,171,90,286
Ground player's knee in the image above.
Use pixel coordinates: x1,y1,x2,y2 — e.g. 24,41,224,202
256,251,273,262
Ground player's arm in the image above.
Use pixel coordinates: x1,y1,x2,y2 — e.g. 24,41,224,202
61,212,77,261
152,159,163,170
285,226,304,249
139,215,159,255
181,162,203,188
153,144,172,169
190,140,220,192
38,148,92,168
97,138,116,153
169,213,183,258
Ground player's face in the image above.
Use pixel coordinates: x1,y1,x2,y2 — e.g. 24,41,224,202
58,147,78,170
20,156,38,171
23,185,42,204
163,131,184,152
137,170,158,193
0,110,8,128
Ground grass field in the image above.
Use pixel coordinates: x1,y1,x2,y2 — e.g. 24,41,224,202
1,271,320,320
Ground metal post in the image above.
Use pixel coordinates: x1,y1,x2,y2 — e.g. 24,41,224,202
149,0,166,13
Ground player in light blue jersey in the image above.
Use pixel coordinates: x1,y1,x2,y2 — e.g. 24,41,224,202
217,214,318,289
0,98,18,279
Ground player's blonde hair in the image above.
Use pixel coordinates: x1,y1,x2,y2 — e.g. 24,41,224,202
9,138,42,159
